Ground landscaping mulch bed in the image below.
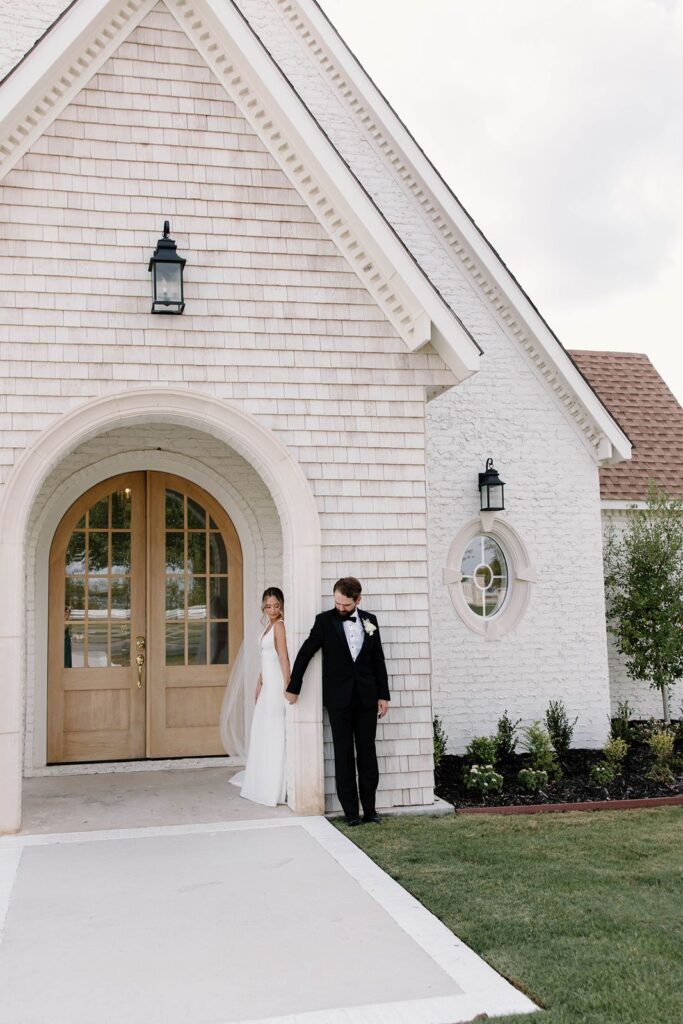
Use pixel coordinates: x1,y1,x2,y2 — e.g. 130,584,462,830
435,740,683,809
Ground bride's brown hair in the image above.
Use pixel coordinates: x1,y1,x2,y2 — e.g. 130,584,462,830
261,586,285,620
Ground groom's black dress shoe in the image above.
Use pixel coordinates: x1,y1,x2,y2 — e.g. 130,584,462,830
363,813,381,825
345,816,363,827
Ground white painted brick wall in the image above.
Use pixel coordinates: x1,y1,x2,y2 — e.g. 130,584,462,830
0,0,67,81
233,0,614,749
2,4,455,808
602,510,683,721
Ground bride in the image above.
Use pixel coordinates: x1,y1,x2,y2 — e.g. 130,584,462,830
227,587,295,807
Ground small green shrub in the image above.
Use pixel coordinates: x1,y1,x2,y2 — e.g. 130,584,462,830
603,736,628,774
517,767,548,793
544,699,577,759
463,764,504,798
646,729,676,783
521,721,562,780
496,710,521,761
610,700,634,743
590,761,616,786
465,735,499,767
433,715,448,769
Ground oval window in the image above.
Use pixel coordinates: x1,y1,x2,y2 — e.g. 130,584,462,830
460,535,508,618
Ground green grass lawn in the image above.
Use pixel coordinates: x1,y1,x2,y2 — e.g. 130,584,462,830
336,808,682,1024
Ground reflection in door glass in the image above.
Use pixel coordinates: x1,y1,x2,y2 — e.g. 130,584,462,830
209,533,227,574
65,620,85,668
188,576,207,620
187,497,205,530
210,621,228,664
88,497,109,529
65,577,85,618
187,622,207,665
165,577,185,620
165,533,184,573
209,576,228,619
111,533,131,574
165,489,184,529
165,623,185,665
88,623,109,667
88,532,109,575
111,578,131,618
187,533,206,575
65,534,86,575
111,624,131,667
111,489,132,528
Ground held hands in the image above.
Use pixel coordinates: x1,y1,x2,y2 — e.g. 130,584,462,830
284,690,298,705
378,700,389,719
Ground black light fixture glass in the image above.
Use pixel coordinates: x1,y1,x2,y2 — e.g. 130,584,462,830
478,458,505,512
149,221,185,314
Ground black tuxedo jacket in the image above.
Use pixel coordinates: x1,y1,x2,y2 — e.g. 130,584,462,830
287,608,390,710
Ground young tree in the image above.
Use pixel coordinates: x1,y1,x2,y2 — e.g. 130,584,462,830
604,482,683,723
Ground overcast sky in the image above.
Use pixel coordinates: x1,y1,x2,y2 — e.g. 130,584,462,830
321,0,683,403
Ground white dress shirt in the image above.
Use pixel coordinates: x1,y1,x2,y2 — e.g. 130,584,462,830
342,608,365,661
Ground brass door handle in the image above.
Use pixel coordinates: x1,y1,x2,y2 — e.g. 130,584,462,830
136,653,145,688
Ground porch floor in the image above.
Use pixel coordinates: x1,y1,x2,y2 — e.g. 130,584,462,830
1,772,536,1024
20,765,291,834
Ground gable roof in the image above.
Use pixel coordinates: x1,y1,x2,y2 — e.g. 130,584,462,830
569,351,683,501
0,0,632,465
0,0,481,384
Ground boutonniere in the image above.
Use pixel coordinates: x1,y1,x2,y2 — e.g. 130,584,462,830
363,619,377,636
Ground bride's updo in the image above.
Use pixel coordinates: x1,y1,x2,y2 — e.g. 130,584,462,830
261,586,285,621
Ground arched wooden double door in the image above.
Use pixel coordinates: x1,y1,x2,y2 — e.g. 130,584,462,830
48,473,243,763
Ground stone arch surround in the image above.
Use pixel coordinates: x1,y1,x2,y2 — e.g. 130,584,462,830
0,389,323,832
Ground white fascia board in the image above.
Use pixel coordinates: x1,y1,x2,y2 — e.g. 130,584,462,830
601,500,647,510
297,0,631,460
0,0,157,170
197,0,481,383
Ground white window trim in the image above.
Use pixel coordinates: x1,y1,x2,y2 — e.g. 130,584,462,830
443,514,537,640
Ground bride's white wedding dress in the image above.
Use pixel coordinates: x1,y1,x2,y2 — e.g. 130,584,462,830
229,625,287,806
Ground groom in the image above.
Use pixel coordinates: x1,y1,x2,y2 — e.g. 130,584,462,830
286,577,390,825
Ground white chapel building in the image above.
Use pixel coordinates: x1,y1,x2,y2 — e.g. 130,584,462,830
0,0,636,834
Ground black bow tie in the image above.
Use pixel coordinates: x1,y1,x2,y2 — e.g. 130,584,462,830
344,615,357,622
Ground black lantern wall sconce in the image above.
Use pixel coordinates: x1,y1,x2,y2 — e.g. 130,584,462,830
149,221,186,314
478,458,506,513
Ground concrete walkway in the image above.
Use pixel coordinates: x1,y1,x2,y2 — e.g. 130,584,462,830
2,771,537,1024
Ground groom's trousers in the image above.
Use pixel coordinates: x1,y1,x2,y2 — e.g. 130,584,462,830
327,692,379,819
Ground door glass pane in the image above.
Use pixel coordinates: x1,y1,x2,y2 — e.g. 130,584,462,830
209,621,228,665
88,623,109,667
209,517,219,530
166,624,185,665
187,497,205,530
111,533,131,574
88,497,109,529
111,578,131,619
65,622,85,668
165,489,184,529
187,533,206,575
209,577,228,619
88,533,109,575
65,533,86,574
166,577,185,620
209,533,227,574
65,577,85,618
111,489,132,529
188,576,207,620
87,578,109,615
166,533,184,573
187,622,207,665
111,624,131,667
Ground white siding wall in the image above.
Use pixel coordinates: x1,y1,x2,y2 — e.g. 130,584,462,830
0,4,455,807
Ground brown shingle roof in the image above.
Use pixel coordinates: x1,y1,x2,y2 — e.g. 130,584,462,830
568,350,683,501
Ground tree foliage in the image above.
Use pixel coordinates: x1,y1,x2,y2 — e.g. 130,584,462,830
604,482,683,722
